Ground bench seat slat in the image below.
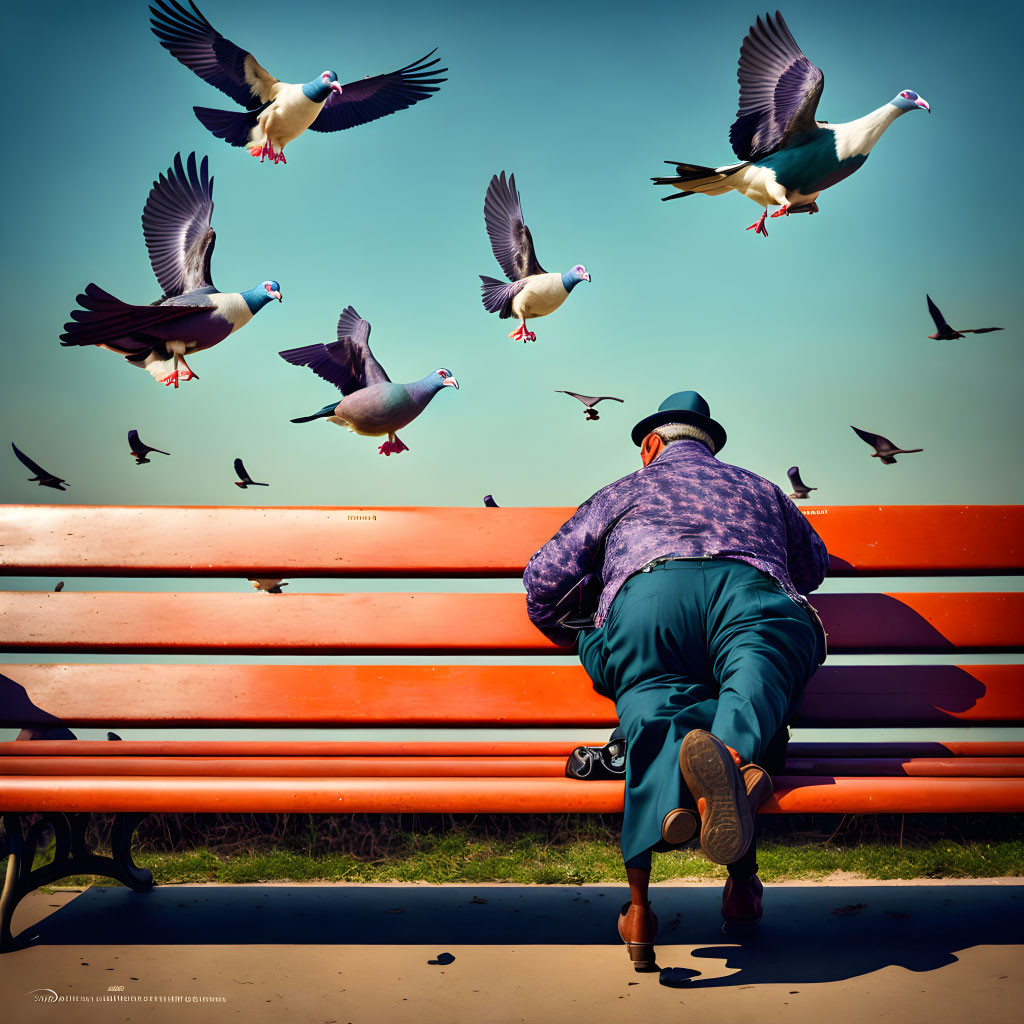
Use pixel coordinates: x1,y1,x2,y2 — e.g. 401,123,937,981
2,592,1022,654
1,775,1022,814
2,505,1021,576
2,664,1021,727
3,756,1022,778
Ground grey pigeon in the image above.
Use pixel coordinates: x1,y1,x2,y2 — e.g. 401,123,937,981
282,306,458,456
480,172,590,343
128,429,171,465
926,295,1003,341
11,443,68,490
234,458,268,488
787,466,817,499
851,425,923,465
60,153,281,387
483,495,500,507
151,0,446,166
556,390,624,421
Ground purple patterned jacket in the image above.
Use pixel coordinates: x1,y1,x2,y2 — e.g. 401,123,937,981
523,440,830,646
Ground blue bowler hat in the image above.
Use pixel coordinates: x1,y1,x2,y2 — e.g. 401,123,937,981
630,390,727,452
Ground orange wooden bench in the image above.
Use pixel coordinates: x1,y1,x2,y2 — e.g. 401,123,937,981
1,503,1023,950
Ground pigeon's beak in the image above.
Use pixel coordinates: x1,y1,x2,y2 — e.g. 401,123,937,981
269,289,282,302
915,96,930,113
330,81,344,95
582,271,592,282
443,377,459,389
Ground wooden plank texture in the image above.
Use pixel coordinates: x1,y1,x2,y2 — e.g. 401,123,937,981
1,775,1022,814
2,505,1021,577
1,591,1022,654
2,664,1022,727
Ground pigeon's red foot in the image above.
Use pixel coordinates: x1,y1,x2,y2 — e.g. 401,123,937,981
378,437,410,456
250,141,285,165
745,211,768,237
770,204,790,218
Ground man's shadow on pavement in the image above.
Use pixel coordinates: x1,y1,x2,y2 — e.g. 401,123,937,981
14,883,1024,986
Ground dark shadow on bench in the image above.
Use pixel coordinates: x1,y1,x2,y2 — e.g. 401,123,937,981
14,884,1024,986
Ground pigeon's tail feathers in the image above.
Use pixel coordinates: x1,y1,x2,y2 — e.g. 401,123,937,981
193,102,271,147
652,161,747,199
59,284,154,351
480,275,524,318
290,403,339,424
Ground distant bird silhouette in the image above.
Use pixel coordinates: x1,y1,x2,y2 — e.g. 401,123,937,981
53,581,65,592
107,732,123,741
926,295,1003,341
786,466,817,499
128,429,171,465
234,458,268,488
556,390,624,421
249,578,288,594
11,443,68,490
851,425,923,465
483,495,500,507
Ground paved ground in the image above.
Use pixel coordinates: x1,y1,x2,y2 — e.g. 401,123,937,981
1,879,1022,1024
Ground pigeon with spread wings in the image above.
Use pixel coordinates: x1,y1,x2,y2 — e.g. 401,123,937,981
480,172,590,343
926,295,1003,341
282,306,458,456
556,390,624,421
151,0,446,165
11,444,68,491
851,426,923,465
60,153,280,387
652,11,930,236
234,458,268,488
787,466,817,499
128,430,171,465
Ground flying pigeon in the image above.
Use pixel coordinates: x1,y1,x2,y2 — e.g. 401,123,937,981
281,306,458,456
787,466,817,499
11,443,68,491
151,0,446,166
652,11,930,236
249,578,288,593
53,582,65,592
926,295,1004,341
483,495,500,507
234,458,268,488
479,172,590,342
128,429,171,465
60,153,281,388
851,425,923,465
556,390,624,421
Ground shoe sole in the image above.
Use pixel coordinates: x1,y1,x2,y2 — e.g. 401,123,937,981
679,730,753,865
661,808,698,846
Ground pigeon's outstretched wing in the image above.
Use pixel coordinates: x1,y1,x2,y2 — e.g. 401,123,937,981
150,0,278,108
279,307,389,395
12,443,67,490
963,327,1005,334
233,457,267,486
129,430,170,458
851,425,893,453
142,153,216,298
484,172,545,282
729,11,825,161
787,466,815,491
926,294,951,334
309,50,447,133
556,391,625,408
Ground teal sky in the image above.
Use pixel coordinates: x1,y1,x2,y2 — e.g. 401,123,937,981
1,0,1021,508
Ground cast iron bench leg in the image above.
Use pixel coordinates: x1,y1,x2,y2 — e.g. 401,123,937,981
1,812,154,952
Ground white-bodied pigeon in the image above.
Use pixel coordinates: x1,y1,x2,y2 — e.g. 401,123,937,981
128,430,171,464
652,11,930,236
480,172,590,342
60,153,281,387
787,466,816,499
151,0,446,166
11,443,68,491
851,425,923,465
926,295,1003,340
281,306,458,456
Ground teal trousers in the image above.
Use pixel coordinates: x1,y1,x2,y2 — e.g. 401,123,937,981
577,559,824,866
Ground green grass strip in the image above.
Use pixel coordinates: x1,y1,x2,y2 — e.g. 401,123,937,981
43,834,1024,889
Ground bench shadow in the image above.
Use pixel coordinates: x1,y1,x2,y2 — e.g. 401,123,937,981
17,884,1024,986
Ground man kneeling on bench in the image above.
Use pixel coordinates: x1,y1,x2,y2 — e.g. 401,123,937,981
524,390,828,970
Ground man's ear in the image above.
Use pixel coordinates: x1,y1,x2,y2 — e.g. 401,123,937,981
641,432,664,467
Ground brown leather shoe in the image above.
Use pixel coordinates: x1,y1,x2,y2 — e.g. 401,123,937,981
660,806,698,846
721,873,763,938
617,901,658,971
678,730,753,865
741,763,774,811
